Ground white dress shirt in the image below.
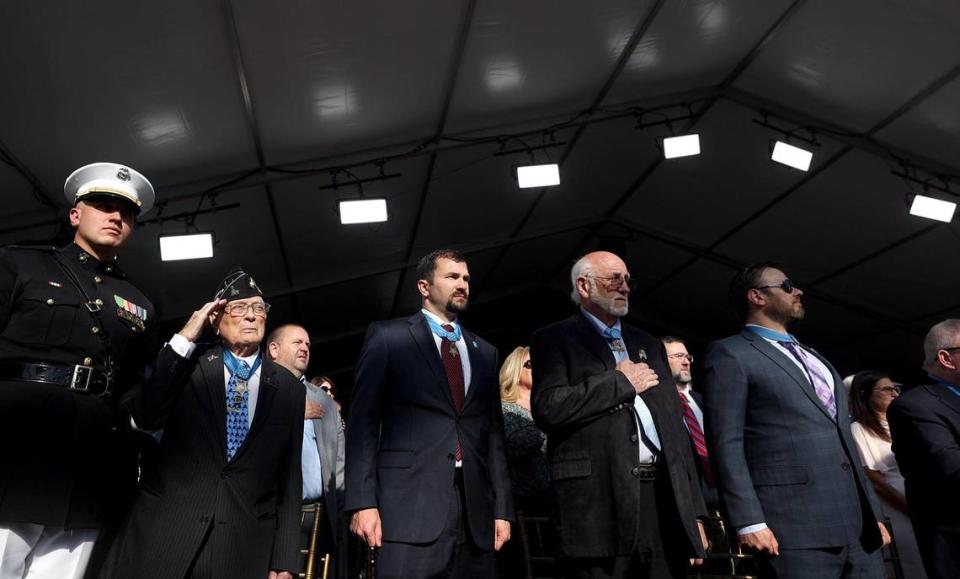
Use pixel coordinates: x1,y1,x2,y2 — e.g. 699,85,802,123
580,309,661,464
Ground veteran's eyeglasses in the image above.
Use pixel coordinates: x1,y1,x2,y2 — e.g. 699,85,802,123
586,273,635,290
667,353,694,363
225,302,271,318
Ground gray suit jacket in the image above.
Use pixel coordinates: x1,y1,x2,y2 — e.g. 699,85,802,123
304,380,345,540
702,329,883,551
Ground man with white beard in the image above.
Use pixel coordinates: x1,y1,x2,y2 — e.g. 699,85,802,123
530,251,708,579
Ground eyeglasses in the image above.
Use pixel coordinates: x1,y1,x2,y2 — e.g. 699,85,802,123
667,353,694,363
522,360,532,370
586,273,635,290
754,279,798,294
225,302,271,318
876,385,901,395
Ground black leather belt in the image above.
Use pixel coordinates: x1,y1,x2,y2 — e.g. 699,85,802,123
0,362,113,397
633,464,658,480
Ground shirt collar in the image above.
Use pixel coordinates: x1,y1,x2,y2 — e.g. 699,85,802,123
580,307,622,337
677,383,693,395
232,347,261,367
745,323,796,343
421,308,458,330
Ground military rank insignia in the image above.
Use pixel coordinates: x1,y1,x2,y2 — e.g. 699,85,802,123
115,295,148,332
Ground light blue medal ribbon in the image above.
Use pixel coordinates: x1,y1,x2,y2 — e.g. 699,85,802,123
425,316,462,342
744,324,797,343
928,375,960,398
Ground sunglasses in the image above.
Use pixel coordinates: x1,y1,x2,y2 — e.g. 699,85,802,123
754,279,797,294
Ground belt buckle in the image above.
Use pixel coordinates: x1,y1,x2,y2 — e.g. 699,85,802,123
70,364,94,392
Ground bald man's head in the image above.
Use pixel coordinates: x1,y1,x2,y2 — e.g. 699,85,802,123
570,251,631,321
266,324,311,378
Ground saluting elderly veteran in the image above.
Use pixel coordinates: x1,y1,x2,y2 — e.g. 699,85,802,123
101,268,305,579
0,163,156,579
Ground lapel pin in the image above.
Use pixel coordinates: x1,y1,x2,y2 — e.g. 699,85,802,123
472,340,478,348
208,353,218,362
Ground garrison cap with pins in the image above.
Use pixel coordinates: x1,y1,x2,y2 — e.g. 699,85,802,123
63,162,155,216
214,266,263,302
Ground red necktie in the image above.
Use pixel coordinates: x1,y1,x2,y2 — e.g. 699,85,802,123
679,391,713,485
440,324,465,461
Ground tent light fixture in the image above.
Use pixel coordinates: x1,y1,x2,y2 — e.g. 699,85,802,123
516,163,560,189
770,140,813,172
662,134,701,159
339,198,388,224
908,194,956,223
159,232,214,261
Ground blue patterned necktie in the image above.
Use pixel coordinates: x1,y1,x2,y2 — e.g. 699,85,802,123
225,354,258,461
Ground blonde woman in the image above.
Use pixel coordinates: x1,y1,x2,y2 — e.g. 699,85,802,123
499,346,549,514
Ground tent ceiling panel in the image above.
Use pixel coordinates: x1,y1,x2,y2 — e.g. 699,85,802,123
446,0,653,134
733,0,960,132
270,156,431,285
816,225,960,323
232,0,464,164
0,1,257,193
605,0,797,106
616,100,847,247
874,75,960,173
713,150,931,281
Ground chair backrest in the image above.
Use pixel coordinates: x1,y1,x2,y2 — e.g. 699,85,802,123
517,511,562,579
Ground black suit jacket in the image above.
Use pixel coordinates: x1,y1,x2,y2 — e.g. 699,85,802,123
888,381,960,575
530,314,707,559
102,344,305,578
344,312,513,548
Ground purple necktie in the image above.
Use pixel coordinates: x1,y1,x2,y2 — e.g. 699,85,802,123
778,341,837,419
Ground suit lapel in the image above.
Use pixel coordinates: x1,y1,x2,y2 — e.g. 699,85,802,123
199,349,228,461
932,383,960,419
461,329,483,412
408,312,456,409
742,330,835,421
573,314,616,369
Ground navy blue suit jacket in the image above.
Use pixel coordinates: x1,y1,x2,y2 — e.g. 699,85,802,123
888,381,960,577
344,312,513,547
702,330,883,551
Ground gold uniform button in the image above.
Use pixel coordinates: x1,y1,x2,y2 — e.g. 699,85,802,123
95,299,103,306
94,276,102,283
46,298,54,305
91,326,100,334
83,357,93,365
105,265,113,272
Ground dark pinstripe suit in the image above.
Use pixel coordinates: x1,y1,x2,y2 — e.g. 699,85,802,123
101,345,305,579
703,330,883,577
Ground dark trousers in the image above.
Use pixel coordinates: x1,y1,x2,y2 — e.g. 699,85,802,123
914,521,960,579
754,542,883,579
377,470,495,579
561,473,687,579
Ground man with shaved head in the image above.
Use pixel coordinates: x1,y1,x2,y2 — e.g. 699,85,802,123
267,324,346,578
530,251,707,579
